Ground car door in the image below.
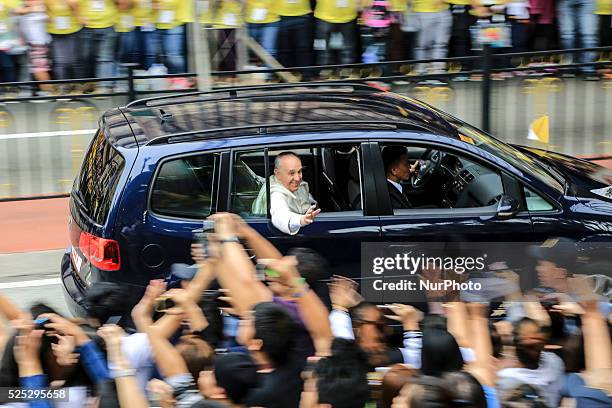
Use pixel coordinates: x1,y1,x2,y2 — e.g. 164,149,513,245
228,141,382,280
366,139,539,301
136,150,225,282
373,140,535,241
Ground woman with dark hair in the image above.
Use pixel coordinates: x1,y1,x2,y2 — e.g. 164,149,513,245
420,328,464,377
301,338,370,408
441,302,501,408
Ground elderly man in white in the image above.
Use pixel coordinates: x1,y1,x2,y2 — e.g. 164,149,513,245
252,152,321,235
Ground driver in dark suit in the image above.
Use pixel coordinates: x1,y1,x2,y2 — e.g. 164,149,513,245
383,146,420,209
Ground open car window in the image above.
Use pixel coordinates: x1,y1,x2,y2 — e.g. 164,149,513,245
379,143,505,213
230,144,363,218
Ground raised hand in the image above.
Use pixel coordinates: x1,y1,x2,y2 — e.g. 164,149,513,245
14,327,43,366
51,334,79,366
42,314,90,346
300,205,321,226
329,276,362,311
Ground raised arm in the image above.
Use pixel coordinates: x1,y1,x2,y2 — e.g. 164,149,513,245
209,213,271,314
265,256,333,356
466,303,495,387
98,325,149,408
582,299,611,373
146,324,189,378
0,294,27,321
131,280,167,333
233,214,283,260
444,302,471,349
14,326,54,408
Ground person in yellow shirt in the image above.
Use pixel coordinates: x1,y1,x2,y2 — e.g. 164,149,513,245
45,0,82,81
126,0,155,71
277,0,312,69
0,0,21,83
313,0,359,65
245,0,280,59
388,0,410,61
209,0,243,72
114,0,138,82
596,0,611,48
75,0,119,90
412,0,452,74
153,0,188,74
446,0,476,76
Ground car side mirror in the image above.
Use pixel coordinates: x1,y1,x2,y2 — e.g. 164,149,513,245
496,195,520,219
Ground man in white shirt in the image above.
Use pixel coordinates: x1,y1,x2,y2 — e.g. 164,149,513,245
252,152,320,235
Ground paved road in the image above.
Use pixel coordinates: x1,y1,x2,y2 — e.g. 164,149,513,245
0,249,68,316
0,197,69,253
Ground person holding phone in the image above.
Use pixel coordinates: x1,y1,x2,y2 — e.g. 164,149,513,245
252,151,321,235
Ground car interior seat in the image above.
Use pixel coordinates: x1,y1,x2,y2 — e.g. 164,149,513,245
321,147,347,211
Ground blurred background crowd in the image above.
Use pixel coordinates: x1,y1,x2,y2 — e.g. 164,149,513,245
0,0,611,95
0,213,610,407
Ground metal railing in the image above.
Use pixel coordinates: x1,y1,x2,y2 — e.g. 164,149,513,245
0,46,610,201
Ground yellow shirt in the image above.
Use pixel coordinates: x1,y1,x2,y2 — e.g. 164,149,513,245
115,9,135,32
132,0,154,27
277,0,311,17
412,0,448,13
197,0,213,25
0,0,19,22
314,0,358,24
213,0,243,28
79,0,117,29
46,0,82,35
154,0,187,29
245,0,279,24
0,0,20,29
178,0,194,22
595,0,612,15
446,0,471,5
388,0,408,12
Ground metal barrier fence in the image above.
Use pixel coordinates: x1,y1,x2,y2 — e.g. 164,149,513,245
0,46,610,200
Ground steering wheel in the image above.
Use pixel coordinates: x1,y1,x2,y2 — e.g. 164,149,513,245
411,149,443,189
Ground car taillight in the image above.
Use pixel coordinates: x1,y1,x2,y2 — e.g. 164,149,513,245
78,231,121,271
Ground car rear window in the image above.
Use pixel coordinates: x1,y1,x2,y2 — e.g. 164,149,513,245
75,130,126,225
150,153,220,219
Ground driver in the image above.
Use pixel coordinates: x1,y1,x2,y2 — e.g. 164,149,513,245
383,146,420,209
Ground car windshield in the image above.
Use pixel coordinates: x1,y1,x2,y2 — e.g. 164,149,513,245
439,114,565,193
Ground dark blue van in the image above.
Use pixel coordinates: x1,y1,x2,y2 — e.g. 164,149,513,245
61,83,612,317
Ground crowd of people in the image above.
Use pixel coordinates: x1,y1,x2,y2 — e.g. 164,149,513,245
0,0,611,95
0,212,610,407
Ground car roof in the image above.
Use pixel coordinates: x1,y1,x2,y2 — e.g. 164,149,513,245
102,83,459,149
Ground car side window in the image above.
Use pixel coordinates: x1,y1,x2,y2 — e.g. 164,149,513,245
230,144,363,217
150,153,220,219
524,187,554,211
379,143,504,213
